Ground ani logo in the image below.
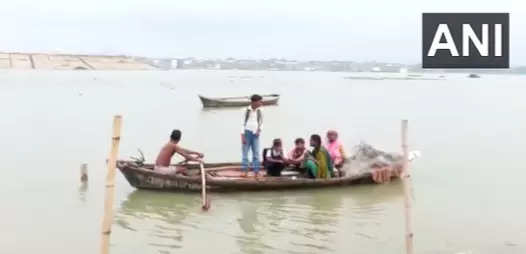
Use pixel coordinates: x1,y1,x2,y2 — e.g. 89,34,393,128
422,13,509,68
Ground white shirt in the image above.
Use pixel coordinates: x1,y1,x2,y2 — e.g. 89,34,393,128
241,106,263,134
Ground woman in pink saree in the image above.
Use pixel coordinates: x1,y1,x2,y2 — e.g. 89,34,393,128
324,130,347,169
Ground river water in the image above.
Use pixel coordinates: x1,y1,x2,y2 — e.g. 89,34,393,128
0,70,525,254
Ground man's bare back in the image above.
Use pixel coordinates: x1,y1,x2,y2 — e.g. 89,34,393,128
155,129,204,173
155,142,177,167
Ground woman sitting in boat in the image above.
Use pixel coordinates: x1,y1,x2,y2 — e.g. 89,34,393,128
304,134,334,179
324,130,347,175
155,129,204,174
263,138,286,177
287,138,307,168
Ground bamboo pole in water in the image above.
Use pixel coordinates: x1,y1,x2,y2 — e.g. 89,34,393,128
80,163,88,183
100,115,122,254
401,119,414,254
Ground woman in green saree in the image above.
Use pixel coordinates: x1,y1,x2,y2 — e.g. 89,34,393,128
304,134,334,179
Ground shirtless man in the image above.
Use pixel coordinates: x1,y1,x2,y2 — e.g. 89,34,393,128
155,129,204,174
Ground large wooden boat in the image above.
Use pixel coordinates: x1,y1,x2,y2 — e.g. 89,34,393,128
198,94,280,107
117,161,376,192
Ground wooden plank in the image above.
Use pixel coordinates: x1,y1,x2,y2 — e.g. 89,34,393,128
401,119,414,254
100,116,122,254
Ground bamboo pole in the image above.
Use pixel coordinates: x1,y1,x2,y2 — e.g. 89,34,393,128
100,115,122,254
401,119,414,254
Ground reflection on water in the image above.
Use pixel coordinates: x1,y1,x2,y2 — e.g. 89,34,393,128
115,183,402,254
116,191,197,252
237,201,266,254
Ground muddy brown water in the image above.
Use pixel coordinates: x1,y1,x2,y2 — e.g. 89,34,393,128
0,70,525,253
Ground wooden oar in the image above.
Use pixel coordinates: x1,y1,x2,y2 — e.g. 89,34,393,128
200,162,210,211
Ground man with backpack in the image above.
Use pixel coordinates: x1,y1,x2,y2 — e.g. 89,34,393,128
241,94,263,177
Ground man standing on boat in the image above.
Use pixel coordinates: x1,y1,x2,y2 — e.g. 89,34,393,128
241,94,263,177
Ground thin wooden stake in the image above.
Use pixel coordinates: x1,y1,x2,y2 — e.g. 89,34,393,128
80,163,88,183
200,163,210,211
401,119,414,254
100,115,122,254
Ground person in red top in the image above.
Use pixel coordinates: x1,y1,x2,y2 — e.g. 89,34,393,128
287,138,307,168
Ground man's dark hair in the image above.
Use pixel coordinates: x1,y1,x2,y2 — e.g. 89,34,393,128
295,138,305,144
170,129,182,142
250,94,263,102
310,134,321,146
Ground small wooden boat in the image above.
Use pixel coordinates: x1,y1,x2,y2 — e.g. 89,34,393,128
117,161,376,192
198,94,280,107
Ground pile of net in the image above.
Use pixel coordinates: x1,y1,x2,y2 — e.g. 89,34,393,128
340,142,404,183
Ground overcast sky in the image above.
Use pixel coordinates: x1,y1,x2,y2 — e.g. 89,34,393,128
1,0,524,64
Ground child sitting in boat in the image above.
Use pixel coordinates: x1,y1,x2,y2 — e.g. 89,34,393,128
287,138,307,168
263,138,286,177
304,134,334,179
155,129,204,174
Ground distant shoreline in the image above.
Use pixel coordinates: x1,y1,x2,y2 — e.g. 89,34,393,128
1,51,525,74
0,52,155,70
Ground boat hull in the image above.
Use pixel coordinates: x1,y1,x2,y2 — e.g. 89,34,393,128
118,161,376,192
199,95,279,107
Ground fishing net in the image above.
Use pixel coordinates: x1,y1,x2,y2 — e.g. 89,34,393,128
340,142,405,183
